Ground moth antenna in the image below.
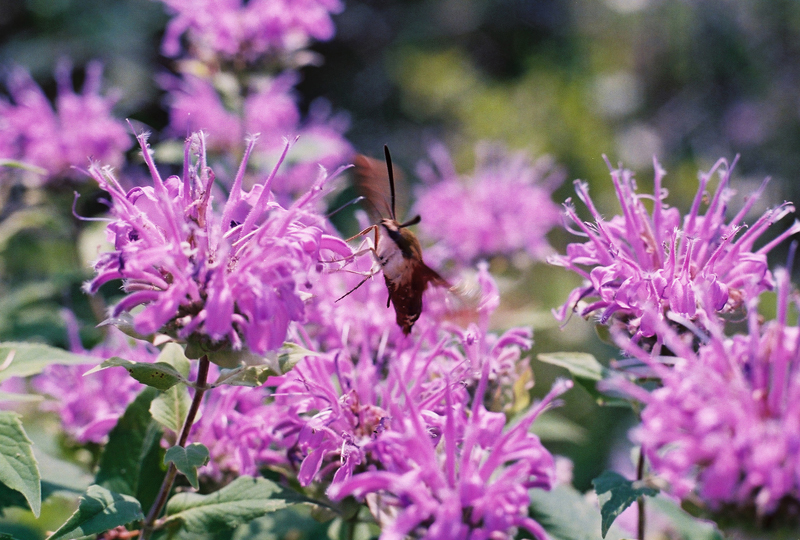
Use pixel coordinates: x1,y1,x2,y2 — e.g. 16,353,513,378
399,215,421,228
384,145,396,220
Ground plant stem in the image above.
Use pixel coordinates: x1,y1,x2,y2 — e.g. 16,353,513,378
637,447,646,540
139,355,211,540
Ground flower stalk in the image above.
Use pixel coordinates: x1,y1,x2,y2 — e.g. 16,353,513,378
139,355,210,540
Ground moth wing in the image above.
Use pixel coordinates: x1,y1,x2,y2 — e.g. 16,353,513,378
385,261,451,334
353,153,407,222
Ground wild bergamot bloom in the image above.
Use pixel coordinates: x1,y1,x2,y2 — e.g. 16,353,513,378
0,60,130,184
414,142,563,267
551,156,799,344
158,0,343,60
85,130,350,356
328,375,572,540
617,267,800,519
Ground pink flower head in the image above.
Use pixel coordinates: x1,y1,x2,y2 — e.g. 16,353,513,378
163,73,353,198
269,267,537,492
0,61,131,184
85,131,351,356
158,0,344,60
550,156,800,342
328,376,572,540
414,142,563,266
619,268,800,517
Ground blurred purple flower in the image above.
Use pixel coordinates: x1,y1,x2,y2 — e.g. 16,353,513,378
33,326,157,444
550,156,800,342
85,131,351,355
328,377,572,540
615,268,800,516
158,0,343,60
0,61,130,184
414,142,563,266
163,72,352,197
190,380,288,479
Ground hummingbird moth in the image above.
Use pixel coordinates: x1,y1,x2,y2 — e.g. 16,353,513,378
340,145,449,334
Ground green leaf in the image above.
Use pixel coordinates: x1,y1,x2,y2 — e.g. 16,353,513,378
150,383,192,434
0,480,78,513
209,342,320,387
46,485,143,540
537,352,606,381
97,314,155,342
530,412,588,444
0,391,42,403
649,496,724,540
164,476,309,534
215,365,277,388
0,343,97,383
95,388,166,503
537,352,628,406
164,444,210,490
276,343,319,374
230,505,331,540
592,470,659,538
85,357,186,391
529,485,627,540
184,341,259,368
0,159,48,174
0,411,40,517
157,343,191,377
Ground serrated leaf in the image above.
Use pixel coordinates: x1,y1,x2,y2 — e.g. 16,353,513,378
0,412,40,517
96,388,166,501
164,444,209,490
649,496,724,540
592,470,659,538
529,486,627,540
0,343,97,383
157,343,191,378
46,485,143,540
150,383,192,434
85,357,186,391
164,476,308,534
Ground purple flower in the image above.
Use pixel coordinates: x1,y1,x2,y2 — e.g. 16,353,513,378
414,142,563,266
0,61,131,184
268,266,536,490
163,73,352,197
33,326,158,444
158,0,343,60
85,131,351,356
190,380,288,479
328,377,572,540
614,268,800,516
550,156,800,342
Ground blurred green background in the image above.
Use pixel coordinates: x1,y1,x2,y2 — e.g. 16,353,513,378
1,0,799,514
